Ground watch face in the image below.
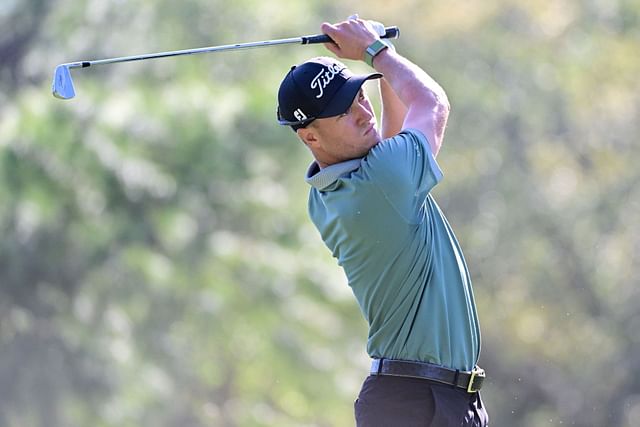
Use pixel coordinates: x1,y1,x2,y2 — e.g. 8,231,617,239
365,40,389,66
368,40,385,54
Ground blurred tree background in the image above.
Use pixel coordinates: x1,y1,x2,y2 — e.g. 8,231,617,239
1,0,639,426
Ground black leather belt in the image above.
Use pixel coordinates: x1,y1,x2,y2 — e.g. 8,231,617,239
370,359,486,393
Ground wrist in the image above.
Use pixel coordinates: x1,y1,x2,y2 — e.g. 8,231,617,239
364,39,391,67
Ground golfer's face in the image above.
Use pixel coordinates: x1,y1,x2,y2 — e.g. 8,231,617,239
314,89,380,162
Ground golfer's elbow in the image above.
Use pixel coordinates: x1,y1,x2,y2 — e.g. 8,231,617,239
433,92,450,151
419,89,450,156
415,81,449,119
431,81,450,118
439,90,451,118
435,91,450,138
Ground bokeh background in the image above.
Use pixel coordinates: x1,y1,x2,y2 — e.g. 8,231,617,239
1,0,639,426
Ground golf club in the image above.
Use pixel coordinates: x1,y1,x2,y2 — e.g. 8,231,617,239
52,26,400,100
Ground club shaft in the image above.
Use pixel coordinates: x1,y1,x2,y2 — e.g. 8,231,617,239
69,37,303,69
63,27,400,69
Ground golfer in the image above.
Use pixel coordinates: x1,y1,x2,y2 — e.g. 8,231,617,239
277,17,488,426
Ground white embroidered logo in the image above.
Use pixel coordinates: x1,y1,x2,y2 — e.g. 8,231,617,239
310,63,345,99
293,108,307,121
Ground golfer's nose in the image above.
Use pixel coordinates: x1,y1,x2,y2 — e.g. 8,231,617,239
354,102,373,124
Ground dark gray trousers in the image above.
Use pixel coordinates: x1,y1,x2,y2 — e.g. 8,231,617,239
354,375,489,426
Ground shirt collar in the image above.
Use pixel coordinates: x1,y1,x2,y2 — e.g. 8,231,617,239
304,159,362,190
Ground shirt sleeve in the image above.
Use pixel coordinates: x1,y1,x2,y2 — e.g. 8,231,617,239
360,128,443,224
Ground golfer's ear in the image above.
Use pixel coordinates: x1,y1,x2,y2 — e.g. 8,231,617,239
297,127,318,147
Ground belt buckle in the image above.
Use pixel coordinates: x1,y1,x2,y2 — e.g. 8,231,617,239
466,366,485,393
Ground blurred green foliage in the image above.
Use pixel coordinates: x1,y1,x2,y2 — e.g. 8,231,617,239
1,0,639,426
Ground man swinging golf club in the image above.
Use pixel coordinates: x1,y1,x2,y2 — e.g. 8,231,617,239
277,16,489,426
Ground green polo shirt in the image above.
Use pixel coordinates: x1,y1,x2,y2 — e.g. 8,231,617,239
305,129,480,371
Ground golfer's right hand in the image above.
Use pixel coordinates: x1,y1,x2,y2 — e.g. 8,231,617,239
321,18,379,61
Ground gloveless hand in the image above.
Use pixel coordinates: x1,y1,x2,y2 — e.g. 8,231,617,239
320,18,379,61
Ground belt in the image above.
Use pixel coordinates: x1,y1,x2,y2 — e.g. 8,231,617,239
370,359,486,393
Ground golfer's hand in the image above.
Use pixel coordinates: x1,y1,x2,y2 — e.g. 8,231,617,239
321,18,379,61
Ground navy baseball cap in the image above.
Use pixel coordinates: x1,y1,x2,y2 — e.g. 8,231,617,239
277,57,382,130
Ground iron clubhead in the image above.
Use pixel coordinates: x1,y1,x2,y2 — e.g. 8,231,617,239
52,64,76,99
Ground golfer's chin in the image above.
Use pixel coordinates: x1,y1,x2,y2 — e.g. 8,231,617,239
367,129,382,147
353,128,381,158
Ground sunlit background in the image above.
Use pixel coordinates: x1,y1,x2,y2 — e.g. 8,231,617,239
1,0,639,426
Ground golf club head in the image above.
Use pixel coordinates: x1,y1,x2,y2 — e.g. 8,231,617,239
52,64,76,99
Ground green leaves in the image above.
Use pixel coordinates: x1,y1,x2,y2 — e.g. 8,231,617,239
1,1,639,426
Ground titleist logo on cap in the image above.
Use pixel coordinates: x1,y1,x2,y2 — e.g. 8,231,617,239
310,63,345,99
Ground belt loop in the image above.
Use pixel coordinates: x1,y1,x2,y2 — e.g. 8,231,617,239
377,358,384,375
452,369,460,389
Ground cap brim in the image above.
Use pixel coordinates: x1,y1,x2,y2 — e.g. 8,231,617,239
317,72,383,118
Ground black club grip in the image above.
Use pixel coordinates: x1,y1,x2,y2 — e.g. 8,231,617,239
302,26,400,45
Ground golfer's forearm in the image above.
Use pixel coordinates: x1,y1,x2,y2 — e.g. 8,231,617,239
379,77,407,139
372,49,450,153
373,50,448,112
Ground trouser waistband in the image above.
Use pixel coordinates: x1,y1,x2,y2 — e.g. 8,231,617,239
370,359,485,393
